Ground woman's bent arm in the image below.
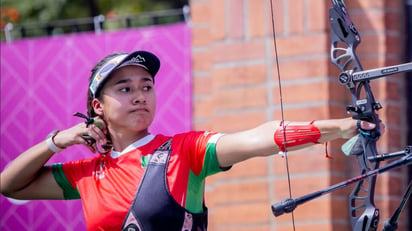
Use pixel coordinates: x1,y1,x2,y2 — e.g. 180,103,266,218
0,141,64,200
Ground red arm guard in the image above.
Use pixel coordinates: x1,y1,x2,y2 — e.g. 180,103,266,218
274,121,321,152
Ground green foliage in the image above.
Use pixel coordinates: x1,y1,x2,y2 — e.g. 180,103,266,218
1,0,188,40
1,0,188,24
2,0,69,23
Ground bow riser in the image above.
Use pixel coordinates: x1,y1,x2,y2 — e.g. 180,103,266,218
329,1,382,230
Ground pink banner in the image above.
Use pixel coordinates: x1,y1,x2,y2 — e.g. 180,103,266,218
1,23,191,230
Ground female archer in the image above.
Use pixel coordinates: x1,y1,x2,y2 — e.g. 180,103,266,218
0,50,377,231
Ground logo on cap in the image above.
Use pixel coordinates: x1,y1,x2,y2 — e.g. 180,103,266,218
125,55,146,65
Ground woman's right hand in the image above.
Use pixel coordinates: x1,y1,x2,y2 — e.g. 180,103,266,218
52,117,108,152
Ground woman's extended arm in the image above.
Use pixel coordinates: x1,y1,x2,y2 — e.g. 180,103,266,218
215,118,376,168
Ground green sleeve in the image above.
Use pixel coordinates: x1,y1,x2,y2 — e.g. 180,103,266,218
185,134,231,212
202,134,231,178
51,163,81,200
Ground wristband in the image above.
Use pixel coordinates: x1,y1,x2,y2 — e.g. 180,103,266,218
46,129,65,153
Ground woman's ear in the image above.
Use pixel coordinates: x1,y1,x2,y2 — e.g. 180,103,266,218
92,98,104,116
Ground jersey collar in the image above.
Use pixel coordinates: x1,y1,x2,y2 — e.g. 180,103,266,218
110,134,155,158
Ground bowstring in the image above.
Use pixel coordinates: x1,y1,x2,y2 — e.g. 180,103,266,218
269,0,296,230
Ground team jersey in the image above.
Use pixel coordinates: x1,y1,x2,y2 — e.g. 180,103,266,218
51,131,227,231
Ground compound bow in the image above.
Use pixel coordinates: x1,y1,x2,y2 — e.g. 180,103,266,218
271,0,412,230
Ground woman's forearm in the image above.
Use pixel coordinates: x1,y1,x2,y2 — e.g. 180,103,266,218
0,141,56,196
216,118,370,167
1,122,105,199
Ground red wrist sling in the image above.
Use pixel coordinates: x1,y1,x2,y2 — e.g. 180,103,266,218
274,120,321,152
273,120,332,159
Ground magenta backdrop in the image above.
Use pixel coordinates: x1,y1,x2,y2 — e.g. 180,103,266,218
0,23,191,230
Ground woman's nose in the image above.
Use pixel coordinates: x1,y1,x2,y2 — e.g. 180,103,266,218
133,92,146,104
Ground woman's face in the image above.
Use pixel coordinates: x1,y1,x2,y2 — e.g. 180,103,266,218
93,65,156,134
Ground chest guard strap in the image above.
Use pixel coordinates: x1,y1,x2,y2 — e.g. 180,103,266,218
121,138,208,231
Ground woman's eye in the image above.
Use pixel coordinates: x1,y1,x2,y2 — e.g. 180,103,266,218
120,87,130,92
143,86,152,91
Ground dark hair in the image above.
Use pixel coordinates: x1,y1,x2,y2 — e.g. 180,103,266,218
87,52,126,117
